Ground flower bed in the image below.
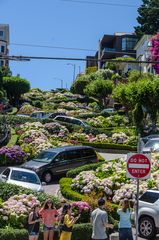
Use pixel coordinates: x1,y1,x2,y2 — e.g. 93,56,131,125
0,194,40,228
86,115,129,128
0,182,60,205
60,154,159,204
0,145,28,165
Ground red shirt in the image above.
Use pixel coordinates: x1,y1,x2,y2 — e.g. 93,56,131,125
39,208,58,227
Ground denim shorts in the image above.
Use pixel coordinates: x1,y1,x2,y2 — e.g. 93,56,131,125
43,225,54,231
29,231,39,236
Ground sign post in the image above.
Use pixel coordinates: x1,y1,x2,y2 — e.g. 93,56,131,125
126,153,151,240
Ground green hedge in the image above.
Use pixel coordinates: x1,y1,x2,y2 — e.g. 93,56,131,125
0,115,53,127
7,107,18,115
0,229,28,240
7,128,18,147
0,182,60,206
0,224,93,240
59,178,84,201
67,162,103,178
82,141,137,151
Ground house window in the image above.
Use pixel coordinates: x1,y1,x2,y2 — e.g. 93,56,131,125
122,37,137,51
0,31,4,37
1,46,5,53
0,60,4,66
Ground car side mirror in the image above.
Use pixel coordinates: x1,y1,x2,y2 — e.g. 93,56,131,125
2,175,7,180
42,182,46,186
54,158,60,162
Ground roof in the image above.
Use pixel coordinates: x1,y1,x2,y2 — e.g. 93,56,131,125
44,145,93,153
7,167,37,174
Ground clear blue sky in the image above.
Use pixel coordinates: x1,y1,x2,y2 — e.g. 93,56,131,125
1,0,141,90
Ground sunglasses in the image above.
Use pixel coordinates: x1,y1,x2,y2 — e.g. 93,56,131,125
47,202,52,204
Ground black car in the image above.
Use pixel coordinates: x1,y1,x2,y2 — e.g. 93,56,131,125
48,112,66,119
21,146,98,183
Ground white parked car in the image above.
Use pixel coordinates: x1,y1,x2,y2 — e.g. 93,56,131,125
0,167,45,192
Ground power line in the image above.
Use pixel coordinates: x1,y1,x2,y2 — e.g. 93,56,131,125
10,42,96,52
0,55,159,64
60,0,159,9
60,0,138,8
10,42,137,55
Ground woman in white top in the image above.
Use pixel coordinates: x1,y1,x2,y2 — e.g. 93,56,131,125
117,198,133,240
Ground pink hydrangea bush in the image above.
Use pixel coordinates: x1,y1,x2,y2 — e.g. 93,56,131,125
71,201,91,223
0,194,40,228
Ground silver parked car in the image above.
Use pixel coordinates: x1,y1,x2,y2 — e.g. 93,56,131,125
142,138,159,153
138,190,159,239
0,167,44,192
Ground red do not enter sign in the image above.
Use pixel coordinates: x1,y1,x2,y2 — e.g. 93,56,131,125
126,153,151,179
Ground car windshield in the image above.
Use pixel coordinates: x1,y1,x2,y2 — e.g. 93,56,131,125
33,151,57,162
145,139,159,149
10,170,40,184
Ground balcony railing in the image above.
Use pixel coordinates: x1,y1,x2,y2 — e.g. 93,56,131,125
102,47,116,54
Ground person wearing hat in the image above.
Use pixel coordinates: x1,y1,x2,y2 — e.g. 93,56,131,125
91,198,113,240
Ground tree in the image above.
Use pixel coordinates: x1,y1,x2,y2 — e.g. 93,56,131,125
135,0,159,38
70,76,90,95
113,76,159,130
84,79,113,107
0,66,12,77
128,70,153,82
3,76,30,105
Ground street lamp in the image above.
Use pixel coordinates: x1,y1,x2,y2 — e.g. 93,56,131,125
78,66,81,74
53,77,64,89
67,63,76,82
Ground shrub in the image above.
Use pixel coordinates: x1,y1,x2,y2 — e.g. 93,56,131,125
83,192,118,220
72,223,92,240
0,194,40,228
0,224,93,240
66,162,103,178
82,142,137,151
0,228,28,240
59,178,84,201
7,128,18,147
0,145,28,166
0,182,60,206
71,201,91,223
0,115,53,127
7,107,18,115
32,100,43,108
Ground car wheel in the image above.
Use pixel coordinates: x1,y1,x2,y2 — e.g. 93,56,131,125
42,171,52,184
139,216,156,239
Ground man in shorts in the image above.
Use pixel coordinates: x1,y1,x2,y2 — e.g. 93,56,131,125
91,198,113,240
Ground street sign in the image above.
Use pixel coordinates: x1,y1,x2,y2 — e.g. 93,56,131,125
127,153,151,179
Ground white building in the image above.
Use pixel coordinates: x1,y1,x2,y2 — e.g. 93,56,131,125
134,35,155,74
0,24,9,67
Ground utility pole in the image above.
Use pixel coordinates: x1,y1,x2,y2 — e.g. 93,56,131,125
98,39,101,70
67,63,76,83
53,77,64,89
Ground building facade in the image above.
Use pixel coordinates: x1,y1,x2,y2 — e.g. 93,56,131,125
134,34,155,74
86,32,138,69
0,24,9,67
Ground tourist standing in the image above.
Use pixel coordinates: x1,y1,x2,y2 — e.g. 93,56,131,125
39,199,58,240
60,203,80,240
118,198,133,240
91,198,113,240
28,203,41,240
